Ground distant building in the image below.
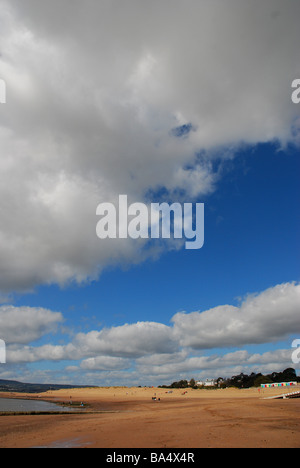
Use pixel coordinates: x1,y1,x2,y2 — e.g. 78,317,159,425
196,379,217,387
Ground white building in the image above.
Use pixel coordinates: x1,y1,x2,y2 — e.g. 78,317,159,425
196,379,217,387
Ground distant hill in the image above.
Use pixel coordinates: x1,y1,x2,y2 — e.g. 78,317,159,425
0,379,97,394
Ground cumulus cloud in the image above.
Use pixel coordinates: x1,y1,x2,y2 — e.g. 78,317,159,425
172,282,300,349
136,348,295,382
7,344,68,363
0,0,299,292
72,322,177,358
0,305,63,344
5,320,178,364
3,282,299,383
80,356,131,372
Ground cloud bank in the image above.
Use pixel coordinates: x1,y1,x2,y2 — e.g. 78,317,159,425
0,0,299,292
1,282,299,384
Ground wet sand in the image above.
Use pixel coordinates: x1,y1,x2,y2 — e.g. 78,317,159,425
0,387,299,448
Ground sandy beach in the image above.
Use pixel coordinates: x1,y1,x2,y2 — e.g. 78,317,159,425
0,386,299,448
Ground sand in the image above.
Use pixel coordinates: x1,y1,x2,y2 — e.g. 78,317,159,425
0,386,299,448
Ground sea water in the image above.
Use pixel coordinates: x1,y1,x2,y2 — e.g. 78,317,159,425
0,397,74,413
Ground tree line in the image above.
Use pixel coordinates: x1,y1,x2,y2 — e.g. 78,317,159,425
159,368,299,390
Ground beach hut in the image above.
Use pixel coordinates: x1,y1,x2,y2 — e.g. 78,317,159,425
261,382,297,389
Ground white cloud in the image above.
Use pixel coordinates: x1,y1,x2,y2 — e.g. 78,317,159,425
7,344,68,363
72,322,178,358
2,282,299,385
80,356,131,372
0,1,299,292
172,282,300,349
136,348,295,382
4,320,177,364
0,305,63,344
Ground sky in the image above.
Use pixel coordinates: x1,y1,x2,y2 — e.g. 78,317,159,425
0,0,299,386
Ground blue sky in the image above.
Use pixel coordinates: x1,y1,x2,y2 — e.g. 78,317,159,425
0,0,300,386
15,142,300,324
6,141,299,385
